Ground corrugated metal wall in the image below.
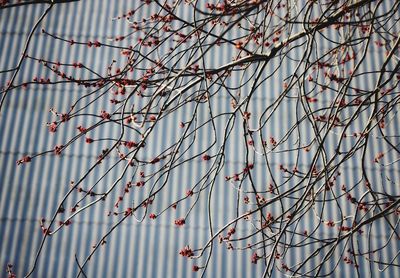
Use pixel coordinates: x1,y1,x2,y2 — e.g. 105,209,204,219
1,1,399,277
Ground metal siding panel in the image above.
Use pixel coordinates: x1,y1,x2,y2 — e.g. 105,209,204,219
1,1,400,277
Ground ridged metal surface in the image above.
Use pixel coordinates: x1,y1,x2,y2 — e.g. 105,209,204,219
1,1,399,277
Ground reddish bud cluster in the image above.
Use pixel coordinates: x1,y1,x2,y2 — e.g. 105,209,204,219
235,40,243,49
243,111,251,120
141,198,154,207
72,62,83,68
124,208,133,216
86,40,101,47
346,193,357,204
325,220,335,227
179,245,193,257
343,256,357,266
339,226,351,232
243,163,254,173
135,181,144,187
48,122,58,133
306,96,318,103
40,222,51,235
269,137,277,146
54,145,63,156
202,154,211,161
32,77,51,84
60,113,70,122
226,163,254,182
123,141,137,149
175,218,185,226
281,263,289,272
59,219,72,226
151,157,160,164
357,203,368,212
100,110,111,120
16,156,31,165
77,125,87,133
192,265,200,272
251,253,260,264
186,190,193,197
